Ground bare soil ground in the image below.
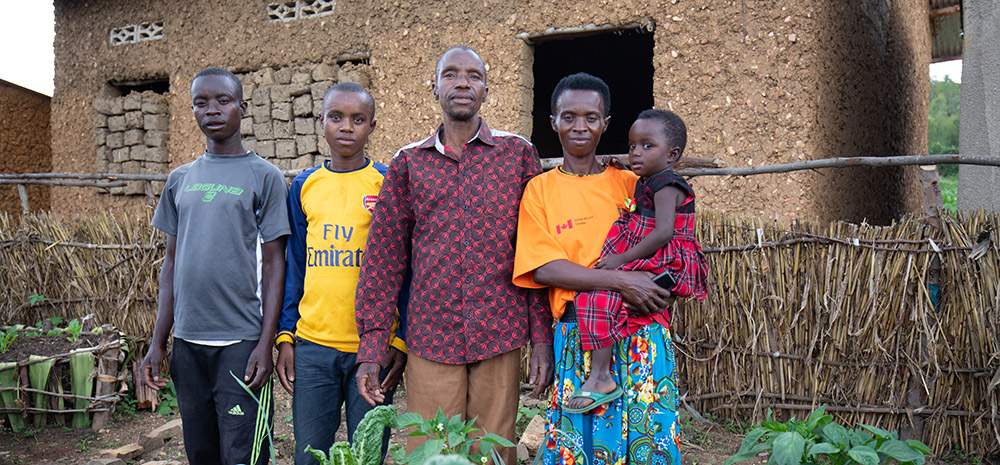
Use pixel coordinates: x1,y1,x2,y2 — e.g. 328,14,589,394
1,385,994,465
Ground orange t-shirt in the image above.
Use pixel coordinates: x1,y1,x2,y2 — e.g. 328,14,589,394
513,165,638,318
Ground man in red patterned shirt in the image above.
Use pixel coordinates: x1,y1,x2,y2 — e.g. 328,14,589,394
355,46,554,463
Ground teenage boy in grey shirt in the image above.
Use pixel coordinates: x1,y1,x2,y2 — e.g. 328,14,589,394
140,67,289,465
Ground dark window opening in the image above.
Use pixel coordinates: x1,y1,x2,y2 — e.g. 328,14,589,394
531,28,654,158
108,78,170,96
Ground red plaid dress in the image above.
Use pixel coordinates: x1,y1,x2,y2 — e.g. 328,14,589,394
575,169,708,350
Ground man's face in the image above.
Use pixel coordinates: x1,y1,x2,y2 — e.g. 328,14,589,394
432,49,488,122
191,75,246,143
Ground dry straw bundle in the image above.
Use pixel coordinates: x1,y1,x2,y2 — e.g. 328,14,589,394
676,210,999,455
0,210,162,337
2,209,998,454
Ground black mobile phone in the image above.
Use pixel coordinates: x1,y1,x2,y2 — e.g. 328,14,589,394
652,270,677,290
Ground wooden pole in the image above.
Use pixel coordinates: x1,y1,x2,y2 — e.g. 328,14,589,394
17,184,29,213
91,338,120,431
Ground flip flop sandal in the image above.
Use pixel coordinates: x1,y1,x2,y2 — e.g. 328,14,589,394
562,385,623,414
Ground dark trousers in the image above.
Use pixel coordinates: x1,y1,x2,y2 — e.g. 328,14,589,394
293,338,396,465
170,339,272,465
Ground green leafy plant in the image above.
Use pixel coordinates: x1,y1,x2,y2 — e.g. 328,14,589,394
306,405,398,465
393,408,515,465
724,405,931,465
156,379,179,415
63,318,83,343
28,294,45,307
0,327,18,353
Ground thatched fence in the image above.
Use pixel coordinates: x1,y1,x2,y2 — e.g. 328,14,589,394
1,209,998,455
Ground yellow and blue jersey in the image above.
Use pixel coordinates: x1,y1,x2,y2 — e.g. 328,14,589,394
278,159,408,353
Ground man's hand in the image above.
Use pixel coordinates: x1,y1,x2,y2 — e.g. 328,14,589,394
139,345,169,391
381,348,407,394
275,342,295,394
528,343,554,397
244,341,274,390
356,362,384,407
618,271,672,316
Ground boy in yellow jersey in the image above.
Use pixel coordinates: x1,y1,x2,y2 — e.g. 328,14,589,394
275,82,407,465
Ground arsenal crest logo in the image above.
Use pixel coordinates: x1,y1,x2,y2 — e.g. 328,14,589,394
363,195,378,213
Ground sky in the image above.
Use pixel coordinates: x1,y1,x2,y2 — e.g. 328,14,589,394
0,3,964,98
0,2,55,96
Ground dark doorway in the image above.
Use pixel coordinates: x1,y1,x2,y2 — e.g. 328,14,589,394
531,28,654,158
108,78,170,96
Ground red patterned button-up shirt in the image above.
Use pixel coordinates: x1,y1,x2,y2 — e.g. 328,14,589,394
356,120,553,365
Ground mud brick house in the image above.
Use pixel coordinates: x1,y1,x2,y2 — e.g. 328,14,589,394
50,0,932,223
1,80,52,214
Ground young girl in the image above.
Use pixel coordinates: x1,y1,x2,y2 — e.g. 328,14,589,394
565,109,708,413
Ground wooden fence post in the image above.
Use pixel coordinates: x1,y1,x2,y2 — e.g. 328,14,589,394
17,184,29,213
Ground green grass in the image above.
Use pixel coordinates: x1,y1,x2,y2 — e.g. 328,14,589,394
940,174,958,212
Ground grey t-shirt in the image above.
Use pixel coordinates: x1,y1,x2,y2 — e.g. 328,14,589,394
151,151,290,341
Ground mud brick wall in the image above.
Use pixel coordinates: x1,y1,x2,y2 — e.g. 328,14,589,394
1,81,52,214
51,0,931,224
93,91,169,195
237,62,368,171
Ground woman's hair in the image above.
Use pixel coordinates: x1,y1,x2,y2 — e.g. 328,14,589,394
550,72,611,117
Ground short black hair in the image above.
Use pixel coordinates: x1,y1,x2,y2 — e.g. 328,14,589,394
636,109,687,153
550,72,611,117
192,67,243,101
323,82,376,119
435,46,486,84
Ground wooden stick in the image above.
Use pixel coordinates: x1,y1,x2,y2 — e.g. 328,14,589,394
676,154,1000,177
0,179,125,188
17,184,29,213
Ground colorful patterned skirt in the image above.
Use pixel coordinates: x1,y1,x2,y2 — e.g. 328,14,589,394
542,321,680,465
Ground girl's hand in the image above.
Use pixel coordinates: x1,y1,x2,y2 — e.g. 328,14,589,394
595,254,628,270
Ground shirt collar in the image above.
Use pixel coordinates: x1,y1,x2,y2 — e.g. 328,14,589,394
420,118,496,156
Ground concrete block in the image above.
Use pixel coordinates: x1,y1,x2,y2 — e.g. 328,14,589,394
107,132,125,149
151,180,166,196
292,71,312,85
313,99,324,118
312,63,338,81
256,67,275,86
518,414,546,452
296,135,318,155
241,118,254,136
310,82,332,100
272,102,292,121
144,114,169,131
295,118,313,135
337,67,370,88
112,148,129,163
273,120,293,139
244,139,257,152
125,180,145,196
95,128,108,146
99,443,143,460
256,140,276,158
122,93,142,111
271,85,291,103
129,145,146,161
295,154,316,170
253,122,274,140
243,82,256,102
125,111,143,129
139,418,182,451
276,139,297,159
253,88,271,107
93,98,115,115
109,162,122,173
318,138,331,156
315,119,324,135
96,146,111,163
293,95,312,116
145,130,167,147
124,129,143,146
274,67,293,85
253,111,270,125
146,146,169,163
94,112,108,128
95,157,110,173
274,158,297,170
289,81,311,97
108,116,127,132
123,161,142,174
141,100,168,114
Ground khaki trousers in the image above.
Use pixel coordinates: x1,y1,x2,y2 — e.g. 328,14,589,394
405,349,521,465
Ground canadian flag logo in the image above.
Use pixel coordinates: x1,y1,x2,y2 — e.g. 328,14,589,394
363,195,378,213
556,219,573,234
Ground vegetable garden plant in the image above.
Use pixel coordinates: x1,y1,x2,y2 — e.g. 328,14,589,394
724,405,931,465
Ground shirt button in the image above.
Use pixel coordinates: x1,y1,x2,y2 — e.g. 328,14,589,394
463,205,469,211
465,277,471,283
463,241,469,246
